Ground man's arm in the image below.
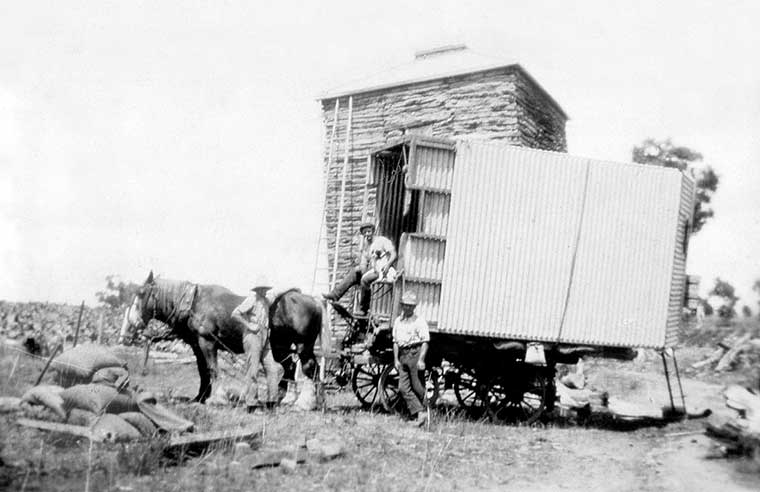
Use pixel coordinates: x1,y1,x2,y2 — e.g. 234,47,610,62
392,320,400,370
380,236,397,274
416,317,430,370
417,341,428,371
231,297,259,334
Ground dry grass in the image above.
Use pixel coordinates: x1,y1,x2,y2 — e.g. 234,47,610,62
3,333,760,491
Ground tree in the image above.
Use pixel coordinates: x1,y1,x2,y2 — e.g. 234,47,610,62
632,138,719,233
95,275,140,309
741,305,752,318
709,277,739,320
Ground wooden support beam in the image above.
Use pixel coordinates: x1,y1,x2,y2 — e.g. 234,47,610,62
162,425,262,461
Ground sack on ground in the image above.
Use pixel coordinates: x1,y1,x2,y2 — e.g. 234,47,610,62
91,414,142,442
136,392,194,433
61,384,139,415
0,396,22,414
21,385,66,420
119,412,158,437
66,408,97,426
91,366,130,388
52,344,126,387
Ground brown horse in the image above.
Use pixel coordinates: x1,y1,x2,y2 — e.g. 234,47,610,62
120,271,325,403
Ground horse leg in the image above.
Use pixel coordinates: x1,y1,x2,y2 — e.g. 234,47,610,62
190,342,211,403
297,343,317,380
196,336,218,403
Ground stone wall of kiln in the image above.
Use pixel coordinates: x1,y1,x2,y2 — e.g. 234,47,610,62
320,66,567,290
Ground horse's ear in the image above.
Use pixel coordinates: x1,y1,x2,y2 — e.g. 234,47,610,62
146,271,154,284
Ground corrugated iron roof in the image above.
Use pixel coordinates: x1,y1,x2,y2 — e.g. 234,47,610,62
318,45,567,119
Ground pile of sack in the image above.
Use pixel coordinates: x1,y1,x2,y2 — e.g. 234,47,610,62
18,344,193,442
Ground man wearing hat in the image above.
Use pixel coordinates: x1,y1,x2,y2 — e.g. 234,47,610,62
231,275,281,412
322,221,396,314
392,290,430,426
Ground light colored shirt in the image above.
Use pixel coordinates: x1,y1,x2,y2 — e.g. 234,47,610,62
392,313,430,348
233,294,269,333
360,235,396,271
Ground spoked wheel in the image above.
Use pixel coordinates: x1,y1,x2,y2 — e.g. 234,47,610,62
485,371,548,425
453,367,492,417
351,363,383,409
379,365,440,415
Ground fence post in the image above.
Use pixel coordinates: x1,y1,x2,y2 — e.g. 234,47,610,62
72,301,85,347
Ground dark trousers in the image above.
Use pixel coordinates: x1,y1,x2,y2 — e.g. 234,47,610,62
398,344,426,416
328,266,378,312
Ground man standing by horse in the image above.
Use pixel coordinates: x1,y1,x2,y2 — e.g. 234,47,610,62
231,276,281,412
322,221,397,314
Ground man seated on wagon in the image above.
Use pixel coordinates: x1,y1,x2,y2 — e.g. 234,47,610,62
322,221,397,315
231,275,281,412
393,290,430,426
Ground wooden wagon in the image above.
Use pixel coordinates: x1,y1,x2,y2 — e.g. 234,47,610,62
328,136,696,424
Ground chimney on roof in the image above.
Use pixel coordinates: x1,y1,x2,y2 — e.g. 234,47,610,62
414,44,467,60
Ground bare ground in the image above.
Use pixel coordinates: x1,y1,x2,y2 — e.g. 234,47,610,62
2,344,760,492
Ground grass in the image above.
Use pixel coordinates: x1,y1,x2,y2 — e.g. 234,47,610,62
3,322,760,491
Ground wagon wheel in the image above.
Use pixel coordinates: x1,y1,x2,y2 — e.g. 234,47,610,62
485,371,548,425
351,363,383,409
453,367,492,416
379,365,440,415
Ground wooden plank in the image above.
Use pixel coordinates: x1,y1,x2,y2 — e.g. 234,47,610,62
18,418,95,440
163,425,261,460
715,333,752,371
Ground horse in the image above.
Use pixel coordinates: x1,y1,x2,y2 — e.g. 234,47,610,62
120,271,326,403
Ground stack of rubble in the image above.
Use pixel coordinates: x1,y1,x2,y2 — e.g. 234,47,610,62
706,385,760,460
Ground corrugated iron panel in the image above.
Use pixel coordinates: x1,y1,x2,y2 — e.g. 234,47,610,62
400,233,446,281
319,47,515,100
370,282,396,321
664,173,696,347
439,141,687,348
557,160,683,348
402,280,441,324
408,143,456,191
439,142,588,340
420,192,450,236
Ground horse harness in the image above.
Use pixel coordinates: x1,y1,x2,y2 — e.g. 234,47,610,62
143,281,199,327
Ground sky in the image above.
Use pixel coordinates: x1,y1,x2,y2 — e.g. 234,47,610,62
1,0,759,309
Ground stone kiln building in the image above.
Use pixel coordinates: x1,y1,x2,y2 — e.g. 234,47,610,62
318,45,568,295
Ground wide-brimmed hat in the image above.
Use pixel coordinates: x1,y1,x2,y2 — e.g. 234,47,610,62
400,291,418,306
251,274,272,292
358,221,376,233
